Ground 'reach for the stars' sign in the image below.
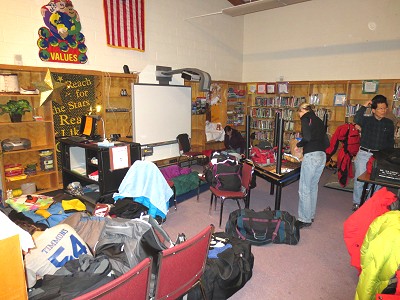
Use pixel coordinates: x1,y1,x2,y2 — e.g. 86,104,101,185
37,0,88,64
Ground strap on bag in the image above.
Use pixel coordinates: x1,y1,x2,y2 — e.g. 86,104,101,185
236,216,281,243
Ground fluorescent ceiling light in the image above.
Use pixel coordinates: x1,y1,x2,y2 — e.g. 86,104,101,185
185,0,311,20
222,0,312,17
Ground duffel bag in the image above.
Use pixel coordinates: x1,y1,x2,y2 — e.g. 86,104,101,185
186,232,254,300
225,208,300,246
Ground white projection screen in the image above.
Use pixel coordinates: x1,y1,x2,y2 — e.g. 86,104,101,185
132,83,192,161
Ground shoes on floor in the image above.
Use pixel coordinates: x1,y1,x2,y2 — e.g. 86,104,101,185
296,220,312,229
352,203,359,212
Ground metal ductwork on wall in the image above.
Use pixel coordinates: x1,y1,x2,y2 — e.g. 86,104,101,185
156,65,211,92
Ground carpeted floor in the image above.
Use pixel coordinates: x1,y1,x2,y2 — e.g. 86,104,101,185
3,166,360,299
163,167,360,300
324,171,354,193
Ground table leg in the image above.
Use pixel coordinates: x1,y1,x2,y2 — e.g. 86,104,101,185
274,186,282,210
245,189,251,208
369,184,376,198
270,183,275,195
359,182,369,207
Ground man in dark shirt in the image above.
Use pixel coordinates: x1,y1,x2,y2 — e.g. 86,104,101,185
224,125,245,154
352,94,395,211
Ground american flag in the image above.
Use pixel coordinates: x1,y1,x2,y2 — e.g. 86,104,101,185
103,0,145,51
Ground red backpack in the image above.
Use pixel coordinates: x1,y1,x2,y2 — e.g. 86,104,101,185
326,123,360,158
250,146,275,165
326,123,361,187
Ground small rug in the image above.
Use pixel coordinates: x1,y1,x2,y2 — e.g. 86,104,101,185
324,172,354,193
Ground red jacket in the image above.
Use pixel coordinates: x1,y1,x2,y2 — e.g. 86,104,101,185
326,123,360,187
343,188,398,274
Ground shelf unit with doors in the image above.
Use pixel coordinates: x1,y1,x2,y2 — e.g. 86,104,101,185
0,64,59,201
102,72,138,140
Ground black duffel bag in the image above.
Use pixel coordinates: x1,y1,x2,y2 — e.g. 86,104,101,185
187,232,254,300
225,208,300,246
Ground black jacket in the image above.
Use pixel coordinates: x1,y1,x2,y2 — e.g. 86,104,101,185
224,128,245,154
297,111,326,154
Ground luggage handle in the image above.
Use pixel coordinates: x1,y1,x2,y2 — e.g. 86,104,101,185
243,217,282,242
252,230,267,240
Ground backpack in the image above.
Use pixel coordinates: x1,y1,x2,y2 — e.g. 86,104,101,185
326,123,360,158
225,208,300,246
94,215,174,276
250,146,275,165
204,162,242,191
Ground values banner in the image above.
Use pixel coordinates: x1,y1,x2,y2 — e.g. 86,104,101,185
37,1,88,64
103,0,145,51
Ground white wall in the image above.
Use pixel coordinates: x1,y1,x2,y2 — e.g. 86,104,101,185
0,0,244,82
242,0,400,82
1,0,398,83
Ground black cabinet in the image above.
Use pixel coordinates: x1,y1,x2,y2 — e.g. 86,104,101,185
59,138,141,206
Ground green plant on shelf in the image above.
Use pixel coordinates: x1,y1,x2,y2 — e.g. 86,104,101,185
0,99,32,122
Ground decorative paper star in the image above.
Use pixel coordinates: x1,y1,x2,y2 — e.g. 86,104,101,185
34,69,66,106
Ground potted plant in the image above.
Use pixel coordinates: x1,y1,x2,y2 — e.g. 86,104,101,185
0,99,32,122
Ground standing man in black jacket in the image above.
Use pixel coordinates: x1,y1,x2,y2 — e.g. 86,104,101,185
352,94,394,211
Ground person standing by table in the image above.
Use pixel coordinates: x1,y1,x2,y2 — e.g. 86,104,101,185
352,95,394,211
295,103,328,229
224,125,246,154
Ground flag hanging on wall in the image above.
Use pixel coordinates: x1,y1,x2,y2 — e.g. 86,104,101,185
103,0,145,51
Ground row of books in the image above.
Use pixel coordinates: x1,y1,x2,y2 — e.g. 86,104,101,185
254,96,306,107
251,131,301,142
310,94,321,105
250,119,294,131
227,115,244,126
345,104,371,117
250,107,294,120
315,108,331,121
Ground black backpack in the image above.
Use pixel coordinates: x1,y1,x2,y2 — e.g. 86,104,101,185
187,232,254,300
225,208,300,246
204,154,242,192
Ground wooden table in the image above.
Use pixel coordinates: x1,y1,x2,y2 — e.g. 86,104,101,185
357,171,400,206
253,161,301,210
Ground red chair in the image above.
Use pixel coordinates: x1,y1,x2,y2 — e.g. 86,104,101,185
73,257,152,300
153,224,214,300
209,161,253,227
